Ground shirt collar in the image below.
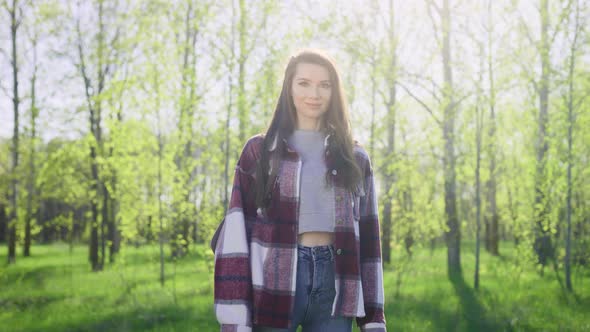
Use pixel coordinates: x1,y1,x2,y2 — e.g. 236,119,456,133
268,131,332,152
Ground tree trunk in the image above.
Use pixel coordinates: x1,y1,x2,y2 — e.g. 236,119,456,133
89,144,100,271
379,0,399,264
533,0,553,267
382,198,392,263
159,135,165,286
564,0,581,292
237,0,247,143
441,0,461,277
7,0,21,265
96,0,108,271
153,67,165,286
107,64,125,263
484,0,499,257
0,203,6,242
100,184,108,268
475,137,481,290
171,2,200,258
369,64,376,158
24,35,39,257
402,189,414,256
474,38,485,290
564,45,573,289
76,2,106,271
223,71,233,211
108,195,120,263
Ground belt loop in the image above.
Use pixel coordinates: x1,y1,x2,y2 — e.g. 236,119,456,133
329,245,335,261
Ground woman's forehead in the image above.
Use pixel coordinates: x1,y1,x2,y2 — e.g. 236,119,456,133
293,63,330,81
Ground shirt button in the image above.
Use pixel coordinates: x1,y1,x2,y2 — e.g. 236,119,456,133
336,248,343,255
332,169,337,175
336,196,342,202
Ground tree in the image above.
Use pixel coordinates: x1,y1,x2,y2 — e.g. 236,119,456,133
473,38,485,290
514,0,572,270
325,0,400,263
407,0,462,277
532,0,553,268
5,0,25,265
0,139,8,242
23,0,42,257
483,0,500,257
562,0,586,291
37,138,90,246
70,0,127,270
214,0,276,210
170,0,212,257
464,0,506,288
379,0,400,264
74,1,106,271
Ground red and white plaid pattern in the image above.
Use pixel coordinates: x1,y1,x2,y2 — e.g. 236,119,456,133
214,134,387,332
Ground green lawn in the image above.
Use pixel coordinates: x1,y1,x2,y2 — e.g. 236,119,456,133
1,241,589,332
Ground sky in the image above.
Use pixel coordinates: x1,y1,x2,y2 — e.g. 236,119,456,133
0,0,571,146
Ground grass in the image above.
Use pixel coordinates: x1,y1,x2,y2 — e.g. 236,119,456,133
0,241,589,332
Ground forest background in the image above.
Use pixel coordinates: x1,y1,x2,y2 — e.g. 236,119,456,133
1,0,589,331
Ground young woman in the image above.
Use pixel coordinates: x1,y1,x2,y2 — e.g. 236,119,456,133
213,49,387,332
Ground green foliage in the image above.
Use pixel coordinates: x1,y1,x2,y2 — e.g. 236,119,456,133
0,243,588,331
1,2,588,320
38,138,90,206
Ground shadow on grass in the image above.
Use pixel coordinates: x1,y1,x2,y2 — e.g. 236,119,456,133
449,272,504,332
2,265,62,288
560,290,590,313
1,262,88,289
108,251,205,268
0,293,66,312
24,305,216,332
390,292,457,331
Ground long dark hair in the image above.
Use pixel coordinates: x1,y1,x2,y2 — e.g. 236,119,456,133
255,49,362,209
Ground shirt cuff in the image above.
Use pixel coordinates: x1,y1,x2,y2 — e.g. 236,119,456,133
220,324,252,332
360,322,387,332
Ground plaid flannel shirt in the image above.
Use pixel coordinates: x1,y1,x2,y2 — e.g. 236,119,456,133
213,134,387,332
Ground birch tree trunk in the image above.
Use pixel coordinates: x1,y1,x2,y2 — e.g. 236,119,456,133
484,0,499,257
440,0,461,277
24,28,40,257
474,40,485,290
564,0,583,292
381,0,398,264
75,0,111,271
533,0,553,268
7,0,21,265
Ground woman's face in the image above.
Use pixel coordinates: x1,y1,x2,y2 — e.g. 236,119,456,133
291,62,332,129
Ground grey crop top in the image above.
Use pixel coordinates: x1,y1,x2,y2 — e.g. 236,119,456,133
287,129,335,234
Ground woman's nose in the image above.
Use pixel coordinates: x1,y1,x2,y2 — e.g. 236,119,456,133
310,86,321,98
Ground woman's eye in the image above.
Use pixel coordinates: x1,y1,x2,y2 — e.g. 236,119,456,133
321,83,331,89
299,82,309,87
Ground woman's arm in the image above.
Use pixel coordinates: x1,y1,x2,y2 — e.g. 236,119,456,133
213,137,261,332
356,150,387,332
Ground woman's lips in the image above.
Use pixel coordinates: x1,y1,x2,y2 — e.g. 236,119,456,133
305,102,322,108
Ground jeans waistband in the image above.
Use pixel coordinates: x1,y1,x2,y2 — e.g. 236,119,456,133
297,244,334,261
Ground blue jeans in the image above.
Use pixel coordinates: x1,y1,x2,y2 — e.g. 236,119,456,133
254,244,353,332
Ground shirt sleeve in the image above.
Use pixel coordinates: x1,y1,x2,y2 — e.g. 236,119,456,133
214,139,259,332
356,153,387,332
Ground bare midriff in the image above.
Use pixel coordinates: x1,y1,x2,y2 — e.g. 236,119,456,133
298,231,334,246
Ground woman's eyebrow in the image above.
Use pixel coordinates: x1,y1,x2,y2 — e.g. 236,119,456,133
295,77,330,83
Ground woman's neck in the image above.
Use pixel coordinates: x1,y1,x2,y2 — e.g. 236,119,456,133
296,117,322,131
